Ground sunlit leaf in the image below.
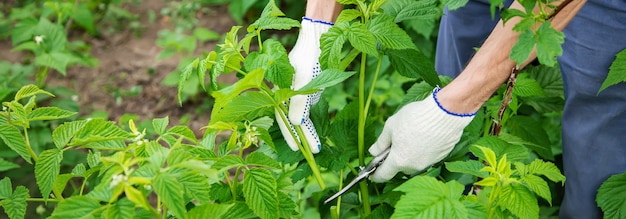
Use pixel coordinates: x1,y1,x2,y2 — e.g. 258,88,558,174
0,125,30,163
298,69,357,91
105,198,135,219
35,149,62,201
243,168,278,219
392,176,467,218
153,171,186,218
246,151,281,169
445,160,489,178
187,203,234,219
49,196,102,219
28,107,76,121
499,183,539,219
0,186,28,219
367,14,416,50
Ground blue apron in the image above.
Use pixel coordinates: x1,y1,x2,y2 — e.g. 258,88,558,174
435,1,626,218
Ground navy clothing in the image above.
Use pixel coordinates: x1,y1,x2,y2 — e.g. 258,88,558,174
436,1,626,218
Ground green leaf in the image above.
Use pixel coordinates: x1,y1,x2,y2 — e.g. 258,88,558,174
392,176,467,218
367,14,416,50
49,196,102,219
105,198,135,219
526,64,563,97
0,186,28,219
187,203,234,219
52,120,87,149
177,169,212,204
151,116,169,135
387,49,441,86
212,155,246,172
125,186,152,212
475,146,497,167
599,49,626,93
513,75,545,97
347,22,377,55
471,136,530,162
193,27,221,41
499,183,539,219
212,69,265,118
597,172,626,218
0,125,31,163
336,9,361,23
246,151,281,169
243,168,278,219
243,39,294,89
445,160,489,178
0,158,19,172
298,69,357,91
28,107,77,121
35,149,62,201
395,0,440,22
222,202,257,219
72,5,95,35
0,177,11,199
462,198,487,219
249,0,299,31
153,172,186,218
177,58,199,105
72,163,87,176
522,174,552,205
444,0,469,10
535,22,564,67
320,23,348,69
212,91,275,123
53,174,74,196
166,126,200,144
526,159,565,183
507,116,553,160
510,30,535,66
14,84,54,101
35,51,75,76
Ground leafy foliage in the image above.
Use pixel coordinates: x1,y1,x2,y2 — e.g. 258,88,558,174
597,172,626,218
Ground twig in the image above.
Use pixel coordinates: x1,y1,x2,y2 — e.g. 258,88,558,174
489,67,519,136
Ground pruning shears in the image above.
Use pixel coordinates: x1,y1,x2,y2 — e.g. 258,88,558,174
323,148,391,205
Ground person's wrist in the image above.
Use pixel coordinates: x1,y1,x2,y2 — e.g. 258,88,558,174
432,87,477,117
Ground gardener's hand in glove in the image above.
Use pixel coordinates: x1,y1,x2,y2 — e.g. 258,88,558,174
368,87,476,182
274,17,333,154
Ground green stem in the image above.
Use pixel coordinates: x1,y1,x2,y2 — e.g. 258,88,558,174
276,104,326,189
335,169,344,216
486,184,502,219
357,53,371,215
26,198,59,203
23,128,39,162
224,174,237,202
36,66,49,88
363,56,383,119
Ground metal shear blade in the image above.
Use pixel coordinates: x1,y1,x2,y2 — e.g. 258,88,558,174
323,148,391,204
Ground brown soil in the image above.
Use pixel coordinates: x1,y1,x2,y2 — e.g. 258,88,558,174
4,1,238,134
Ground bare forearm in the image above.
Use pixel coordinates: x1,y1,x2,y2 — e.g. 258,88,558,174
305,0,343,22
437,0,586,114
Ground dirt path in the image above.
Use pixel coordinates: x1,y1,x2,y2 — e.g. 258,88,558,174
42,1,237,134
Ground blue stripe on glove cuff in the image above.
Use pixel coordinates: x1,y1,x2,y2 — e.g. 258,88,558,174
432,87,477,117
302,16,334,26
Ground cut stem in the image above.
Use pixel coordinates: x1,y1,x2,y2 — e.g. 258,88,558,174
357,53,371,215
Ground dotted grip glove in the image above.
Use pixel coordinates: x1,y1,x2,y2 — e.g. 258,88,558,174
274,18,333,154
368,88,476,182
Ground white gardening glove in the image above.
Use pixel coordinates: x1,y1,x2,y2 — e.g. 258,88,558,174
368,88,476,182
275,17,333,154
